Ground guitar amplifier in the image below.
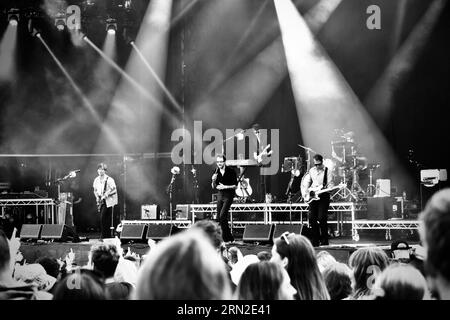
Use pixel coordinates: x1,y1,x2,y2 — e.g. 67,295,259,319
141,204,160,220
175,204,191,220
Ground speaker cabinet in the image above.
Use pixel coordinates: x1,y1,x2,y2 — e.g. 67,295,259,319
146,224,179,240
367,197,393,220
120,224,147,241
141,205,160,220
243,224,274,242
41,224,79,242
20,224,42,240
273,224,304,239
175,204,191,220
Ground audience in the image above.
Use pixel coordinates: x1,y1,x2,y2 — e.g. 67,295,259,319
134,228,232,300
348,247,390,299
236,261,296,300
256,251,271,262
52,271,107,300
90,243,132,299
5,187,450,301
0,230,52,300
317,250,337,273
322,262,353,300
271,232,330,300
371,264,430,300
420,188,450,300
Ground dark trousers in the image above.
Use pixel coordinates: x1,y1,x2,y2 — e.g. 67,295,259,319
216,192,234,242
308,194,330,246
99,203,114,239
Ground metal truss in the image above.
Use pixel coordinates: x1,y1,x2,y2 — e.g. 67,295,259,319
351,219,421,241
0,198,56,223
0,198,55,206
121,219,192,228
123,202,420,242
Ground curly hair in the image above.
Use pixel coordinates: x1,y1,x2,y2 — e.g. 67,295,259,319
420,189,450,282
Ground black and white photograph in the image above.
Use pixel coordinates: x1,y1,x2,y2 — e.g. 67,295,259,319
0,0,450,310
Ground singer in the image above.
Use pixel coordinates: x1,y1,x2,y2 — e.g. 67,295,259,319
211,154,237,243
93,163,118,239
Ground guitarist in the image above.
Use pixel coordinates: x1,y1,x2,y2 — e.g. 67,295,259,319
302,154,334,247
93,163,118,239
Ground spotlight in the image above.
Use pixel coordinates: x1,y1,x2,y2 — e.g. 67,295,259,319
54,12,66,31
106,18,117,34
8,8,20,26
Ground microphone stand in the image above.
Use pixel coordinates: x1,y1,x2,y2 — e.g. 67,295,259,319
167,174,176,220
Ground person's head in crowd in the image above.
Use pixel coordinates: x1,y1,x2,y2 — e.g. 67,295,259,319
36,257,60,279
323,262,353,300
230,254,260,286
237,261,296,300
90,243,120,279
372,264,430,300
134,229,232,299
257,251,271,262
52,271,107,300
348,247,390,299
14,263,56,292
420,188,450,300
191,220,224,250
0,229,12,281
228,246,243,265
271,232,330,300
317,250,337,273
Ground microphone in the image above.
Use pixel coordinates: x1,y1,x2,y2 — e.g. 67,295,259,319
71,169,81,173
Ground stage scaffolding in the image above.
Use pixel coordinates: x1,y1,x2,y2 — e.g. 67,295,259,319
121,201,421,242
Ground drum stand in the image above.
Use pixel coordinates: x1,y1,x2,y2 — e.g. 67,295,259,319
350,169,364,199
331,172,358,202
366,168,376,197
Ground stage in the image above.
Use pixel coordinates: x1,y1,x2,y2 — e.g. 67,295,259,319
19,231,420,268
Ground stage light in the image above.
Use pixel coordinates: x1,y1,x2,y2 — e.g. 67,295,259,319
8,8,20,26
106,18,117,34
54,12,66,31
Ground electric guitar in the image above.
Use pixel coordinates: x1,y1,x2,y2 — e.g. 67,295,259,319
302,183,345,204
236,176,253,198
253,144,273,165
97,190,118,212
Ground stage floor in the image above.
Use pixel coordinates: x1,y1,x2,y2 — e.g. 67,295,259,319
19,231,420,267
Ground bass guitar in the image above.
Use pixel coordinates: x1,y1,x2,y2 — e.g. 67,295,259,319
303,183,345,204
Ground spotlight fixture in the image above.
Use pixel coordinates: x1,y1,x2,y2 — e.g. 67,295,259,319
105,18,117,34
54,12,66,31
7,8,20,26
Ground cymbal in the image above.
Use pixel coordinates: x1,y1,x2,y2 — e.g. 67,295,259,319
331,141,355,147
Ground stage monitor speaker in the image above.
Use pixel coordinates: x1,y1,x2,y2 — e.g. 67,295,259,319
367,197,393,220
243,224,274,242
141,205,160,220
20,224,42,240
272,224,304,239
146,224,179,240
120,224,147,241
175,204,191,220
41,224,79,242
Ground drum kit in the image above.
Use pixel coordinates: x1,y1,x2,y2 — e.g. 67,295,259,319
282,129,381,202
329,129,380,201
